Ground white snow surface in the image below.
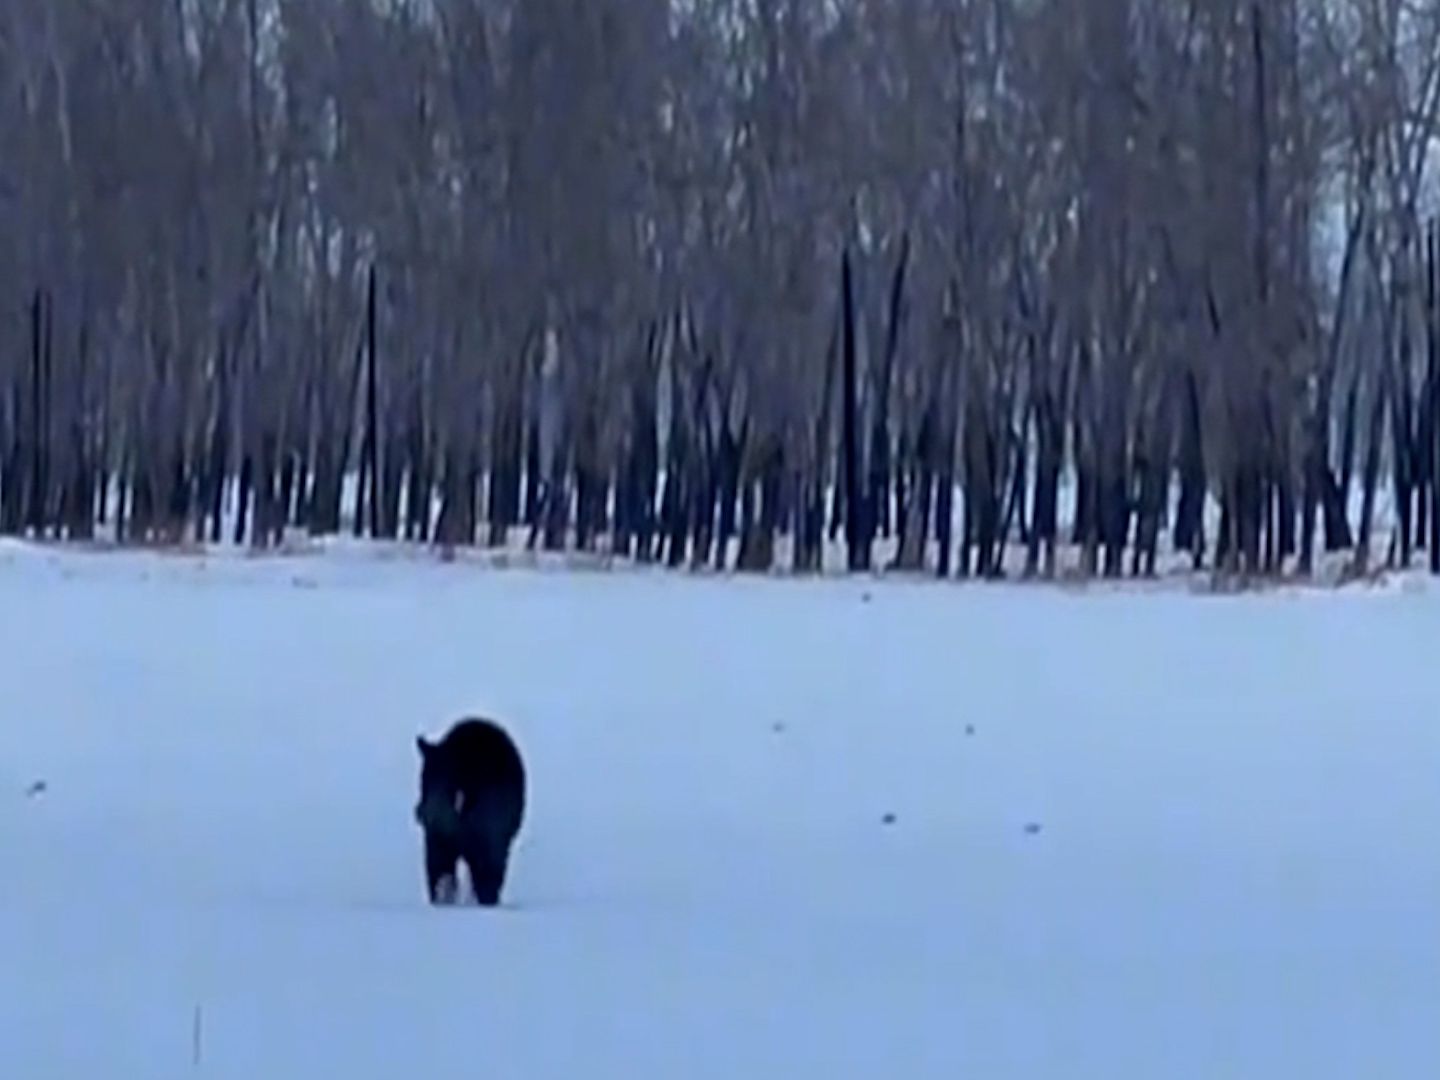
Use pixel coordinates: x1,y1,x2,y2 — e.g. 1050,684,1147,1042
1,541,1437,1079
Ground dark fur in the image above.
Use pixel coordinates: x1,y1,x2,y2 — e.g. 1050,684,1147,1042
414,717,526,907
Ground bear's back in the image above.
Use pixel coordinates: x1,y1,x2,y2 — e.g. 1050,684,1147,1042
440,717,525,796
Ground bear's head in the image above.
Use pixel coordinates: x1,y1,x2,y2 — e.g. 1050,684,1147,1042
414,735,466,835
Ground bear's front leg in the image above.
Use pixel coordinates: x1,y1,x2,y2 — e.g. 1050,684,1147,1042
429,872,459,905
424,833,461,906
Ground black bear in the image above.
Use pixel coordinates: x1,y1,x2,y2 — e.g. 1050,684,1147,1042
414,717,526,907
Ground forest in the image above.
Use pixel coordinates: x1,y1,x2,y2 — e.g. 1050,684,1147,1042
1,0,1438,582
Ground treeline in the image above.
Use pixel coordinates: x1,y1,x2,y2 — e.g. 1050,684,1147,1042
1,0,1438,580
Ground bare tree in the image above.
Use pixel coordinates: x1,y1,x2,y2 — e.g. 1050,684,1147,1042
0,0,1434,584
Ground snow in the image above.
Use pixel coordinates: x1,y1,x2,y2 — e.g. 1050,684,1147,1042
1,541,1438,1079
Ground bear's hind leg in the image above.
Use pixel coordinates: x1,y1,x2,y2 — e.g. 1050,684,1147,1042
463,847,507,907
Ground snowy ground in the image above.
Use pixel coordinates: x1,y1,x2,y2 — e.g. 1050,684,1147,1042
1,541,1437,1079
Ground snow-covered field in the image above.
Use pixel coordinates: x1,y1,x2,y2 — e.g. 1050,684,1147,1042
1,541,1437,1079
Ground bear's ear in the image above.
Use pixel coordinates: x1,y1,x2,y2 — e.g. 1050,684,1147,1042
416,735,432,759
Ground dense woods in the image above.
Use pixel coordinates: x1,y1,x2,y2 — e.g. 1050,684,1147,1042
1,0,1438,581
